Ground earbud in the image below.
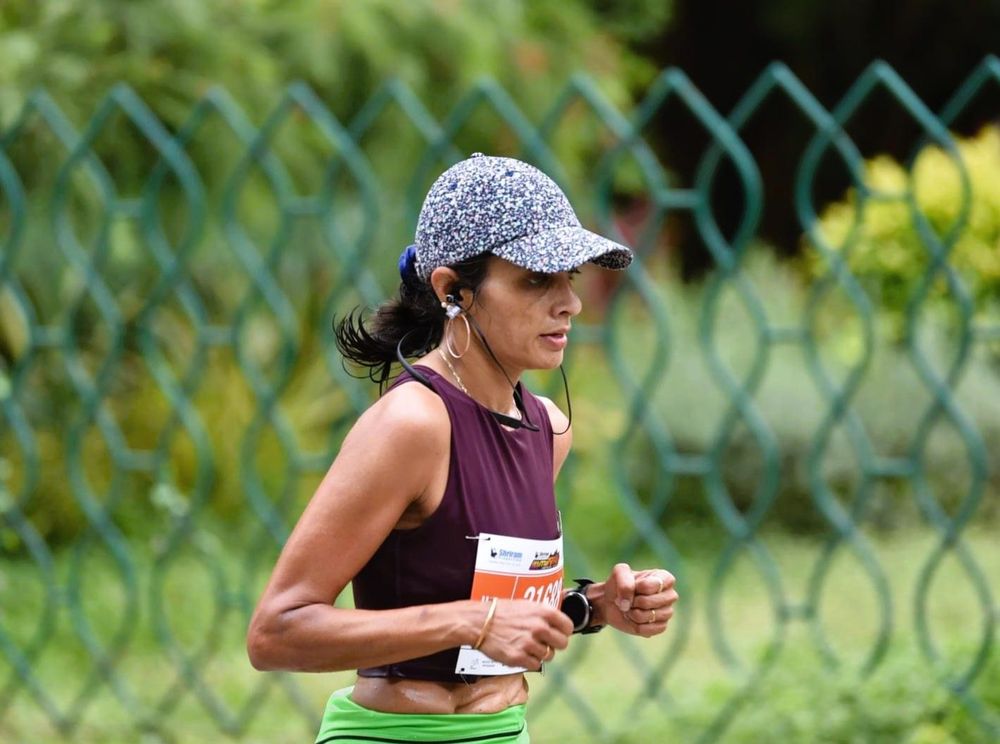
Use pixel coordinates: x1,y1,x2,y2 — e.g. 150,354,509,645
442,293,462,319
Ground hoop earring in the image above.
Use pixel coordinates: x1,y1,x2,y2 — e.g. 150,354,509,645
444,313,472,358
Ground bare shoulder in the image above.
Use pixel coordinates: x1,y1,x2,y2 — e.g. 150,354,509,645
535,395,572,480
536,395,571,437
323,378,451,532
357,378,450,446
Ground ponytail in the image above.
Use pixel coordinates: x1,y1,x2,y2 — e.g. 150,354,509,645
334,252,491,390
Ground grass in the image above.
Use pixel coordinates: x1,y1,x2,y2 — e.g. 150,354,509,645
0,527,997,743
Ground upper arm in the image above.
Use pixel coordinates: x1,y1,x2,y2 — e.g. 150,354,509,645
252,383,450,616
539,396,572,482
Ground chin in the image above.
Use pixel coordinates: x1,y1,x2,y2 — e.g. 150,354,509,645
530,352,565,371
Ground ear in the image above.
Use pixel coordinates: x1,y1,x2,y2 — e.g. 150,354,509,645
429,266,461,305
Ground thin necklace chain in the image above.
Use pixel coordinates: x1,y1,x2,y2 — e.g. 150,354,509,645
438,347,469,394
437,348,521,422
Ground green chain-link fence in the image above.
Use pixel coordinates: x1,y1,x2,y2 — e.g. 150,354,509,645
1,59,999,742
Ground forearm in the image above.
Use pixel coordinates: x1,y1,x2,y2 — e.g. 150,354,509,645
561,580,609,631
582,581,609,628
247,599,486,672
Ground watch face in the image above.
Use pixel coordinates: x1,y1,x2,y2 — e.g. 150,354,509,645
560,591,589,632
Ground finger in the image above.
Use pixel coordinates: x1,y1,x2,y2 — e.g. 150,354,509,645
630,589,680,611
611,562,635,612
624,613,672,637
637,570,676,595
538,629,570,651
635,619,670,638
543,605,575,637
514,640,549,668
627,605,674,625
528,609,570,649
528,641,552,668
626,607,647,624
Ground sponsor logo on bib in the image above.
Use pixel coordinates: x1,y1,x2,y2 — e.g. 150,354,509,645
455,532,564,676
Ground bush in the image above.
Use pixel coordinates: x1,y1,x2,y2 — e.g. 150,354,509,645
805,125,1000,335
0,1,677,552
0,0,668,199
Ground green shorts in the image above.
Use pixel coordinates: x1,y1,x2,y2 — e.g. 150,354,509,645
315,686,530,743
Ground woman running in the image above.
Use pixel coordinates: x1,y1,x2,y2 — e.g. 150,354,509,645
247,153,679,743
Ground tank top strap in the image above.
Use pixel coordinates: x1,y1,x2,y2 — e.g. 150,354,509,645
389,365,552,443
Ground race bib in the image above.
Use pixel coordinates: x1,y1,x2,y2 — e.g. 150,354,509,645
455,531,564,676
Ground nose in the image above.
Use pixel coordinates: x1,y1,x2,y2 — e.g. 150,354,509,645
557,275,582,318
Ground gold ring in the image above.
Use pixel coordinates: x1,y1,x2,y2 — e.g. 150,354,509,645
650,609,656,624
544,645,553,661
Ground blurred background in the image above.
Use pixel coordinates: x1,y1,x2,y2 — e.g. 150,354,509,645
1,1,999,742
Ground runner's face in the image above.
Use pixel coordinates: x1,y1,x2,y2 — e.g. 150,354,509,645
468,256,583,373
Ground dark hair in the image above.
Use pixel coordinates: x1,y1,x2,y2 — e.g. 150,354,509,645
334,253,492,389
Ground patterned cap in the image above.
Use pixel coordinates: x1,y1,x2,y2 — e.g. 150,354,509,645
413,153,633,280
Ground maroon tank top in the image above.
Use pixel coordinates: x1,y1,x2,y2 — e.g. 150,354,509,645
352,365,559,682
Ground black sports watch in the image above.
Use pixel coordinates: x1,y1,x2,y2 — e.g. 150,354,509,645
560,578,605,634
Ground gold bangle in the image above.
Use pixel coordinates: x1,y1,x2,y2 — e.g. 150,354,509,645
473,597,498,650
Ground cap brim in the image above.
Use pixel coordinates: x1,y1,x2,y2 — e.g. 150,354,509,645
492,225,633,274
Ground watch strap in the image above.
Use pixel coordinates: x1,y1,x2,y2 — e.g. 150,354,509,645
571,578,604,635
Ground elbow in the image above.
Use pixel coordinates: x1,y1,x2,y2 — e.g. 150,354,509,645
247,602,344,672
246,615,279,671
246,628,270,671
246,639,268,672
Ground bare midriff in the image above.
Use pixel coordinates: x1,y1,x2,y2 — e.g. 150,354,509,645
350,673,529,714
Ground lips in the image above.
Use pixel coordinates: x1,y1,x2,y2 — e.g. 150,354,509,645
540,329,569,350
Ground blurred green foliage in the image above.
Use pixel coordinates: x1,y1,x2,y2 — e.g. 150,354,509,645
669,646,998,744
4,249,1000,551
806,125,1000,335
1,0,997,648
0,0,670,554
613,250,1000,536
0,0,669,196
1,8,998,739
